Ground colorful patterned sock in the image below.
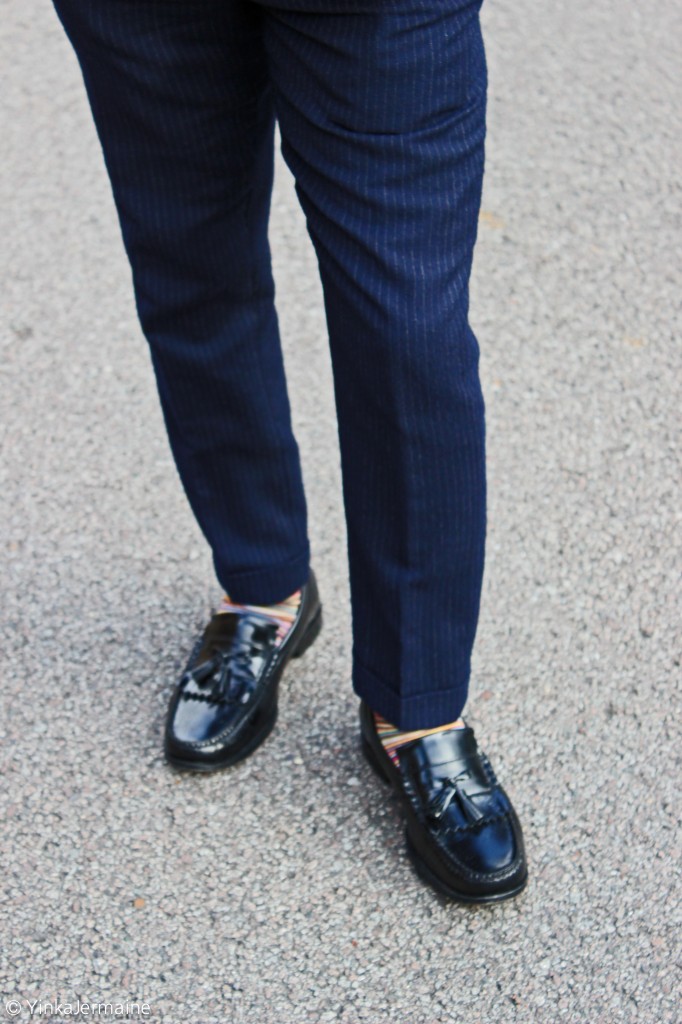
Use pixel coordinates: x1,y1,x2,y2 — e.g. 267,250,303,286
217,588,302,646
374,711,466,766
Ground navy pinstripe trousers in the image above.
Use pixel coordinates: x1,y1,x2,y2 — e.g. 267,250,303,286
53,0,489,730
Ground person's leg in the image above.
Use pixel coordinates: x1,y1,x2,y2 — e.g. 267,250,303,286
258,3,527,905
52,0,310,603
261,0,488,728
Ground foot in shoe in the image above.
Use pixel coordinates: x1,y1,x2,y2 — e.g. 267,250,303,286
373,710,465,766
217,588,302,646
164,570,321,772
361,700,528,903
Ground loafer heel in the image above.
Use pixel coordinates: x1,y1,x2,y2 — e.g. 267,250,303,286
292,607,322,659
361,734,392,785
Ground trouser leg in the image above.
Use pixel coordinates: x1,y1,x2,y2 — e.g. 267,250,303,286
52,0,310,603
262,0,488,728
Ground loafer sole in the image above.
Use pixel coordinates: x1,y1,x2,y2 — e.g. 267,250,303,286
405,833,528,904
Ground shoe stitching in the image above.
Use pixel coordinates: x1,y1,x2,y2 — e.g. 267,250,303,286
425,825,524,884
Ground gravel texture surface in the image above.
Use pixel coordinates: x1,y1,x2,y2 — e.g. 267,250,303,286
1,1,680,1022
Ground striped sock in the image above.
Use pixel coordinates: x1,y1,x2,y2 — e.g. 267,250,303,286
217,588,302,646
374,711,466,766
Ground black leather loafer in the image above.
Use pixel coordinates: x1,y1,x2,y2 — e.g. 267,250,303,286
360,700,528,903
164,569,322,771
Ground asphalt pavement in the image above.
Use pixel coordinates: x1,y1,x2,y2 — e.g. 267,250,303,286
1,1,680,1021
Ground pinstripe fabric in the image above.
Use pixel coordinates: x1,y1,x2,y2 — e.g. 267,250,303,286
53,0,489,730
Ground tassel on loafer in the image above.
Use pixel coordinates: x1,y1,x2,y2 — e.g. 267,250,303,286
359,699,528,903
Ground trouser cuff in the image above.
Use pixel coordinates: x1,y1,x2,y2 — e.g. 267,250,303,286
352,659,470,731
213,547,311,605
